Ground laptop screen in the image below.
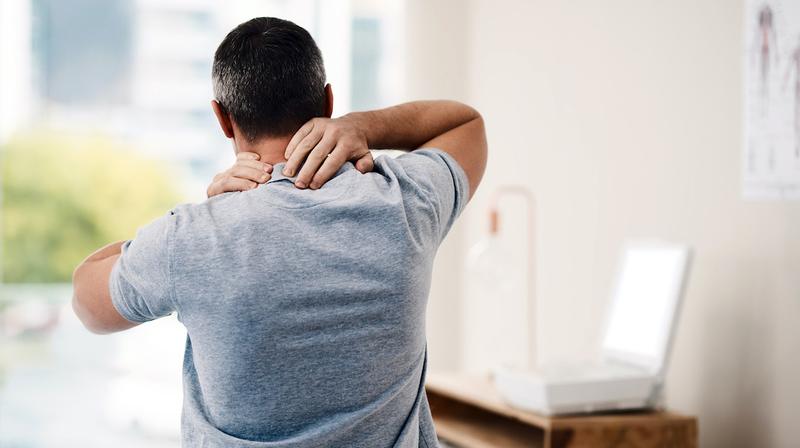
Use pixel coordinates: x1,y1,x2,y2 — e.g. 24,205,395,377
601,243,690,372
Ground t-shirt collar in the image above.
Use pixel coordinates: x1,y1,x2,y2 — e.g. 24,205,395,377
268,161,356,185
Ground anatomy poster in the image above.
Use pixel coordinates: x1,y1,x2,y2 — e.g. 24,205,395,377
744,0,800,199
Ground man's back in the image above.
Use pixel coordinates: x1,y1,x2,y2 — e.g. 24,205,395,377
109,149,468,447
69,18,486,447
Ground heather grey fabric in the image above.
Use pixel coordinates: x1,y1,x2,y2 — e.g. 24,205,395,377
109,149,469,447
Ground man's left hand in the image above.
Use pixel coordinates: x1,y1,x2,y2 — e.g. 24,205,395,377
207,152,273,198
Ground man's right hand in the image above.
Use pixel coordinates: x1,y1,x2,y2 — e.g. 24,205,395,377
283,117,375,190
207,152,273,198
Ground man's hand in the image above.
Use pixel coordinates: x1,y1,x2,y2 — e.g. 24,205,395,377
283,117,375,189
207,152,273,198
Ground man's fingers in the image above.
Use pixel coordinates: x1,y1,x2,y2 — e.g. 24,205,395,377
207,155,273,197
235,159,273,173
284,128,325,177
309,150,372,189
285,120,316,159
207,178,255,198
229,165,272,183
295,135,337,188
225,177,258,192
237,152,260,161
309,148,348,189
219,177,258,194
354,152,374,174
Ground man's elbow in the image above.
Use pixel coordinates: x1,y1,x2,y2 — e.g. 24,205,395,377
456,102,482,123
71,296,106,334
72,265,111,334
461,105,486,148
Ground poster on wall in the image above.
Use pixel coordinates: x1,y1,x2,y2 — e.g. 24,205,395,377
743,0,800,200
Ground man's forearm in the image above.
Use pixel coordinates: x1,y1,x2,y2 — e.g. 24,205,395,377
345,100,481,150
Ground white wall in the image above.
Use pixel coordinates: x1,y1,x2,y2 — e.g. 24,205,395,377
403,0,471,372
409,1,800,447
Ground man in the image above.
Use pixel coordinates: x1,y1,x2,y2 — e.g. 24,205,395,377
72,17,486,447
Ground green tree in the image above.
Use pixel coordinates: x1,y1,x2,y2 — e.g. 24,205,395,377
1,132,182,283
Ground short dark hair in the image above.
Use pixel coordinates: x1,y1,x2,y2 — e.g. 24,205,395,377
212,17,326,141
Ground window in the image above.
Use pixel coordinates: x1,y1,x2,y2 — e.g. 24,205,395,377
0,0,404,445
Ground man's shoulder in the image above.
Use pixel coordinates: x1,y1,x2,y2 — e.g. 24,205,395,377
373,149,466,195
376,148,463,176
371,149,441,180
166,192,254,234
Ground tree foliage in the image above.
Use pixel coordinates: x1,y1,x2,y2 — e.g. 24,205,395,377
1,133,182,283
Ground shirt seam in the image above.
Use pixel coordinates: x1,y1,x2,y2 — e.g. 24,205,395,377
421,430,432,448
403,149,451,241
428,149,468,242
109,256,151,323
166,211,180,316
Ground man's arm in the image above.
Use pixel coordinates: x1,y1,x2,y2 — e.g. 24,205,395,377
72,241,139,334
283,100,487,197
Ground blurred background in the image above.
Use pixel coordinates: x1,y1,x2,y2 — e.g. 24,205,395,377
0,0,404,446
1,1,799,447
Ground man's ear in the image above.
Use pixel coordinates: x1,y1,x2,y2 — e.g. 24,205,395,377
324,84,334,118
211,100,235,138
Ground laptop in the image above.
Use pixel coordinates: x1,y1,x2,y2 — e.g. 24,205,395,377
493,240,692,415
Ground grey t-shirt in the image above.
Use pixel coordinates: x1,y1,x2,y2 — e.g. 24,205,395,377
109,149,469,447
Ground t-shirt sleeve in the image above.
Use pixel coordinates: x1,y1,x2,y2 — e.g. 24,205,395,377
109,213,176,323
396,148,470,242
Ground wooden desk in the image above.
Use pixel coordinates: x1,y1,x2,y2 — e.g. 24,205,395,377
426,373,698,448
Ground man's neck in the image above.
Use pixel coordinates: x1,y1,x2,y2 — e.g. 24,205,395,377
235,135,293,166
